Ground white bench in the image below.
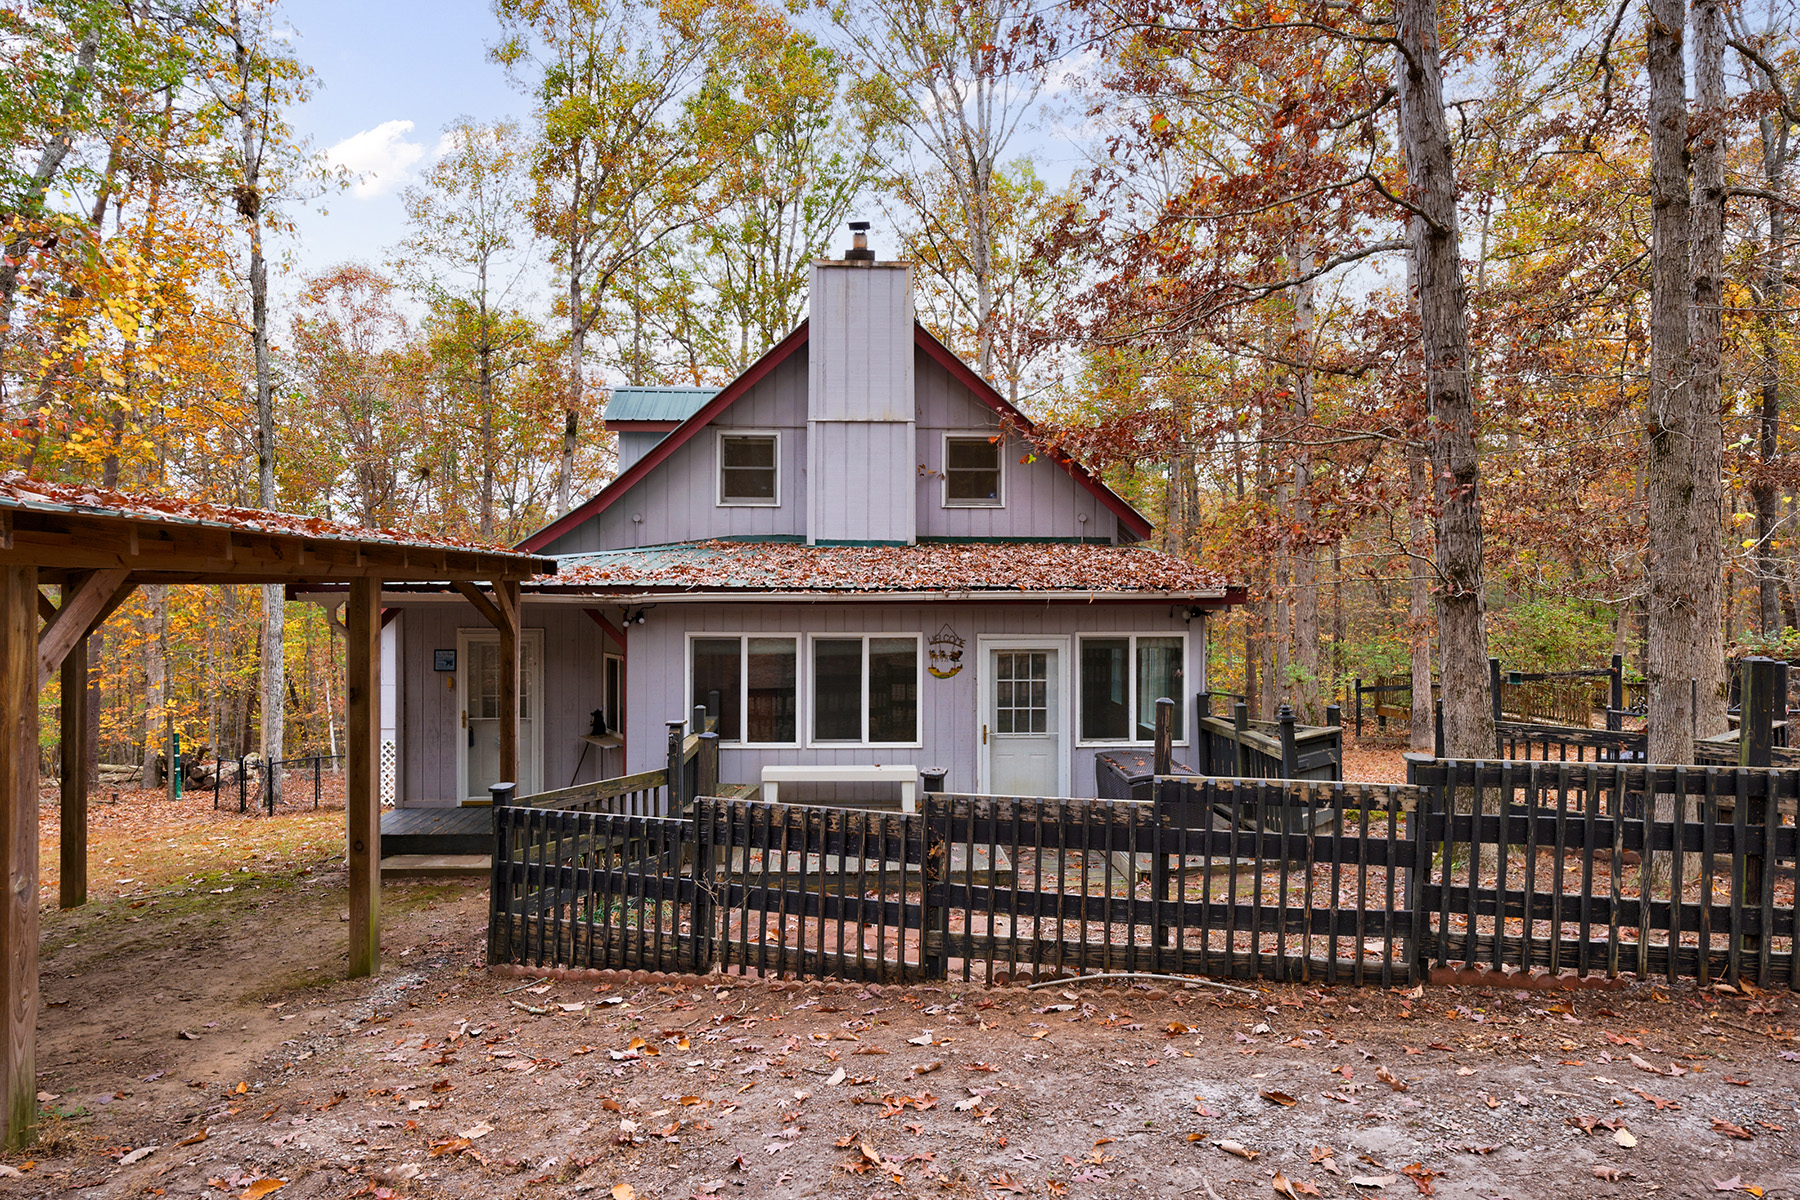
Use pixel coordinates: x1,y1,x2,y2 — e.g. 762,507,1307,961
760,764,919,812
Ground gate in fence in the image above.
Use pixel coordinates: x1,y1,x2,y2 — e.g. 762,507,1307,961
490,761,1797,990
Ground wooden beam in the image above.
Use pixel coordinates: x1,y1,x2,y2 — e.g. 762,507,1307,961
35,592,53,623
346,577,381,977
450,581,504,630
37,569,127,687
84,577,136,638
497,581,521,793
0,567,39,1149
59,632,87,909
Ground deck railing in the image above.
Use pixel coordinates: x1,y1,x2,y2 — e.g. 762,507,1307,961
1194,693,1343,781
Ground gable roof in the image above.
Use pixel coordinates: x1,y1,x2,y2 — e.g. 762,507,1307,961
517,320,1154,553
603,385,719,424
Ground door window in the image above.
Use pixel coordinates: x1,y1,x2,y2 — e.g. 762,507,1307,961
994,650,1049,734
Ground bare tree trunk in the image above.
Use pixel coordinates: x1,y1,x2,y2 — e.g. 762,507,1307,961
1690,0,1728,735
1289,244,1322,722
1395,0,1493,759
1644,0,1698,772
1748,85,1790,634
142,586,167,787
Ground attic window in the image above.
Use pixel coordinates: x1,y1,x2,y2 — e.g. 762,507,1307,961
943,435,1002,507
718,432,779,506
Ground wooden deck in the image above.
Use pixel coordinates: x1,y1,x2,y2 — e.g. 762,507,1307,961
380,806,491,856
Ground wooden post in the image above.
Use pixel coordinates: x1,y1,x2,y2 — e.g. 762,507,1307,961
1153,697,1174,776
697,730,719,800
346,577,381,978
59,630,87,908
1354,677,1363,736
1740,656,1777,768
496,581,520,795
1196,692,1212,773
666,719,685,816
1434,699,1446,759
1233,700,1251,777
1,567,40,1149
1277,703,1299,778
1610,654,1625,719
1489,657,1504,727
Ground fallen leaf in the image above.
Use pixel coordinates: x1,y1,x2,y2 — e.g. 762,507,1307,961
1614,1127,1637,1148
1375,1065,1408,1092
1350,1176,1396,1189
1217,1139,1258,1160
459,1121,493,1140
239,1182,286,1200
612,1185,636,1200
1274,1170,1300,1199
175,1129,208,1147
1260,1090,1299,1107
119,1146,156,1166
826,1068,846,1087
1711,1118,1754,1140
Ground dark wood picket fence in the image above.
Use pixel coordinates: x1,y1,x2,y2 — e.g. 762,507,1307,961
490,758,1799,990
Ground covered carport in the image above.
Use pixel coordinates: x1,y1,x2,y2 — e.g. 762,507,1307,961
0,475,554,1147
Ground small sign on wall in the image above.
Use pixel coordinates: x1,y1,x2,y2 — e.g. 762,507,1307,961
928,624,965,678
434,649,457,672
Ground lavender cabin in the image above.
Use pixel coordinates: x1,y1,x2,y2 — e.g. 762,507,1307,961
313,234,1238,825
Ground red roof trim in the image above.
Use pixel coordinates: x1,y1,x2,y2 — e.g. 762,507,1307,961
517,321,811,552
910,327,1154,541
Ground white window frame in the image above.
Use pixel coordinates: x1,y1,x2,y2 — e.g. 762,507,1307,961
685,633,801,747
941,431,1005,509
1074,632,1191,747
716,429,781,507
603,651,625,736
805,632,926,749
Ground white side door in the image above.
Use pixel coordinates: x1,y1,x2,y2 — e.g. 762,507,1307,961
457,629,543,802
978,638,1069,797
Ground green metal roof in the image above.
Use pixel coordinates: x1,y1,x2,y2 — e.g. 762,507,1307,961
603,385,719,424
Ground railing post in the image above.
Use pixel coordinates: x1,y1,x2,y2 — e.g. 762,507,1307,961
1153,697,1174,777
487,781,515,966
1354,677,1363,736
1323,703,1343,781
1277,703,1299,779
1610,653,1624,717
1233,701,1252,778
922,768,947,794
1489,657,1503,726
666,719,686,817
1433,700,1445,759
697,730,719,799
1196,692,1213,774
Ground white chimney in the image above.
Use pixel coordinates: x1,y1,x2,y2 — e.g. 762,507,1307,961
806,224,916,546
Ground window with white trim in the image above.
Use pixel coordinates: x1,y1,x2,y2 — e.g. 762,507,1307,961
1078,634,1186,743
718,432,779,505
690,635,798,744
810,635,921,745
943,435,1003,507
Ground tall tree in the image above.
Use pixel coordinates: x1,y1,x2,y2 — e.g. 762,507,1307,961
1395,0,1494,758
394,118,537,540
1690,0,1728,734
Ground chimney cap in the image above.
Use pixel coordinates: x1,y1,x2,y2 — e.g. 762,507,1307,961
845,221,875,263
848,220,870,232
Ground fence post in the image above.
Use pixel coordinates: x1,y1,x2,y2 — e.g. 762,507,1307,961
1233,701,1252,778
690,733,717,974
1433,700,1445,759
1740,656,1778,768
238,755,246,814
1354,677,1363,736
1277,703,1299,779
214,749,222,811
1610,654,1624,718
1489,657,1503,726
666,719,686,817
1402,753,1435,984
920,793,949,980
314,755,321,809
267,757,276,816
697,731,719,799
486,782,515,966
1153,697,1174,776
1324,704,1343,781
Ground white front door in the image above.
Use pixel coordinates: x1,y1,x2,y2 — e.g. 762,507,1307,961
980,640,1068,796
458,629,543,802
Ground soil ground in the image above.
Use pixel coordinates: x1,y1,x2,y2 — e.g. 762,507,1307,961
7,776,1798,1200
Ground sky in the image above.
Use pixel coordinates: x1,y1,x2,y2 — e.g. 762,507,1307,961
281,0,527,283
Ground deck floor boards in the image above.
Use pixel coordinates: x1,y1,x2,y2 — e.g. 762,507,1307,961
380,806,491,856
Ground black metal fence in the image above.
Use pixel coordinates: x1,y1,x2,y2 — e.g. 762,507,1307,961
209,753,345,814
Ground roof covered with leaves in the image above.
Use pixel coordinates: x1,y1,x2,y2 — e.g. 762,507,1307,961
540,540,1234,599
0,473,544,561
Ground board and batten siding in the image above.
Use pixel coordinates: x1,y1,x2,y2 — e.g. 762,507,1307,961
540,349,810,556
393,601,608,804
913,362,1118,542
619,601,1205,799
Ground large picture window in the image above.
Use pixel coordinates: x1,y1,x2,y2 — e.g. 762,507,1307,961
690,635,798,744
1078,634,1186,743
718,432,779,505
811,635,921,745
943,435,1003,507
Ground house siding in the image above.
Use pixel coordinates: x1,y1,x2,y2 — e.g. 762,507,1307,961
619,601,1206,800
539,349,811,555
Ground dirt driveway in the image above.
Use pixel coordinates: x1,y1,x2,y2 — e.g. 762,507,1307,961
5,793,1798,1200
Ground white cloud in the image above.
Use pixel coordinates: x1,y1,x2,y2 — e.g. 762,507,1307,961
327,120,428,198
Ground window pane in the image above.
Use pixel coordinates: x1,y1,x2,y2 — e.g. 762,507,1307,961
1135,637,1185,741
996,650,1049,736
746,638,797,743
1080,639,1130,741
721,435,777,501
813,639,862,741
693,638,741,741
869,638,918,742
945,437,1001,504
604,657,623,734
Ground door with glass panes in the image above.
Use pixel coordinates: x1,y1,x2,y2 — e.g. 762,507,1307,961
458,629,543,802
980,640,1067,796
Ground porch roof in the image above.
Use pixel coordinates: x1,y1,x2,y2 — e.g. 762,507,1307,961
531,539,1240,603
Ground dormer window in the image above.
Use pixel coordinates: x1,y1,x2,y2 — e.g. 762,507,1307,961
718,431,779,506
943,435,1003,507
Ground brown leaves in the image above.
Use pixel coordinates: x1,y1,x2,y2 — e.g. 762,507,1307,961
1259,1089,1299,1107
1400,1164,1440,1196
1374,1065,1408,1092
1711,1118,1754,1140
1216,1139,1258,1160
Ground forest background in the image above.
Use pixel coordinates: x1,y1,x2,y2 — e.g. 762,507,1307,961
4,0,1797,781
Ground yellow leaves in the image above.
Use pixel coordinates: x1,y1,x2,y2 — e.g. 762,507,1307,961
237,1182,286,1200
